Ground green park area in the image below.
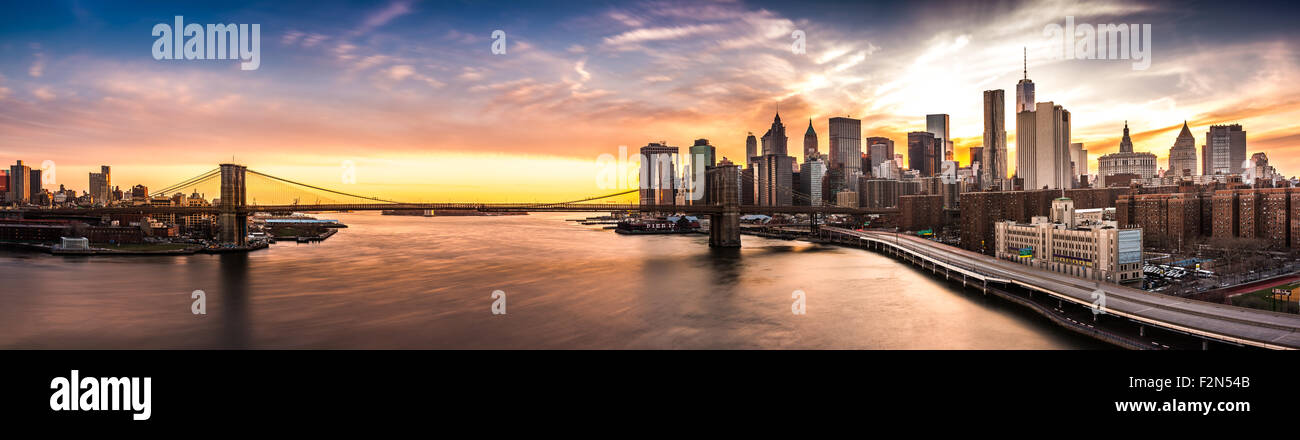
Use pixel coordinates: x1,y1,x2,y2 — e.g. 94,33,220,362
1232,283,1300,314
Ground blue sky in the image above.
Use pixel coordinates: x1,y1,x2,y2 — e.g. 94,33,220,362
2,0,1299,200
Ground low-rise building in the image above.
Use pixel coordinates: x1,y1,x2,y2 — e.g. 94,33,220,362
995,198,1143,284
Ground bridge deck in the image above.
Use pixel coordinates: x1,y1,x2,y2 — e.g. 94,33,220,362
20,203,897,215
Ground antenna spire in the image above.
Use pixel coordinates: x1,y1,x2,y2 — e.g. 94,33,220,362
1023,47,1027,79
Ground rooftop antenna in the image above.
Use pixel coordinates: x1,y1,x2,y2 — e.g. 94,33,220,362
1023,47,1027,79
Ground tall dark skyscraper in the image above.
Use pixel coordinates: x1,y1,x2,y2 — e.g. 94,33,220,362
803,119,818,160
926,114,952,161
828,116,862,190
29,168,42,201
982,89,1007,189
908,131,940,177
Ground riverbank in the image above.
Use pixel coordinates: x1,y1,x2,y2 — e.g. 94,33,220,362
763,228,1234,350
2,240,271,256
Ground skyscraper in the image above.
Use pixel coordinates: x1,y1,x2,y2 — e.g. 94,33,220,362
1016,102,1071,189
687,139,716,204
1203,124,1246,175
907,131,941,177
828,116,862,190
639,142,678,208
1168,121,1198,177
803,119,818,161
1015,48,1035,113
760,112,788,157
865,136,894,159
29,168,42,201
799,158,825,206
757,154,795,206
982,89,1007,189
926,114,952,161
745,132,758,165
867,138,893,175
8,160,31,204
1070,142,1088,184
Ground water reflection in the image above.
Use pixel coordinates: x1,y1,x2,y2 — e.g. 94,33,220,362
0,212,1103,349
218,252,250,349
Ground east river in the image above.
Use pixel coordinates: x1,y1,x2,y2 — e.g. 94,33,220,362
0,212,1104,348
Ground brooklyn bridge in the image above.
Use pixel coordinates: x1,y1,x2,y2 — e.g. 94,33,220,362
20,163,898,248
15,163,1300,349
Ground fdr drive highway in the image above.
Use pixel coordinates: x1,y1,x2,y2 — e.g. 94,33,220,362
821,227,1300,350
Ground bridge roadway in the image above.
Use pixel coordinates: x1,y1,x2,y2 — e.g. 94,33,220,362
822,226,1300,350
21,203,897,215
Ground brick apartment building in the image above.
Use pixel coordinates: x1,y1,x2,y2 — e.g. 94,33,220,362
899,194,944,232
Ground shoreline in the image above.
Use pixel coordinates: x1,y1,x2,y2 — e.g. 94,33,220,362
1,240,272,256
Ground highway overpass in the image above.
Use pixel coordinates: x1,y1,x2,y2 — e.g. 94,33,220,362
821,226,1300,350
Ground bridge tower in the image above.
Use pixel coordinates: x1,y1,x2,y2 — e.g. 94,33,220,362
707,163,741,247
218,163,248,246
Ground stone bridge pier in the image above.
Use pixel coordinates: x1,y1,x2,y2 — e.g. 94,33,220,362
707,163,740,248
218,163,248,246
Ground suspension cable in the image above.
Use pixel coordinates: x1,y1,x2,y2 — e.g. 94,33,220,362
245,169,404,204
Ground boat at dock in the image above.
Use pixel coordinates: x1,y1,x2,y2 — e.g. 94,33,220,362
613,216,701,235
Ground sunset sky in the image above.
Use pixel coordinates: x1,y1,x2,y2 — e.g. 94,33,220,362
2,0,1299,202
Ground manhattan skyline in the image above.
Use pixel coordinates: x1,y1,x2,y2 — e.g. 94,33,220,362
2,0,1299,202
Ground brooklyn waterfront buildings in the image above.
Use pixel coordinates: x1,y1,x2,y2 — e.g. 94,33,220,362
8,160,31,204
89,165,112,204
